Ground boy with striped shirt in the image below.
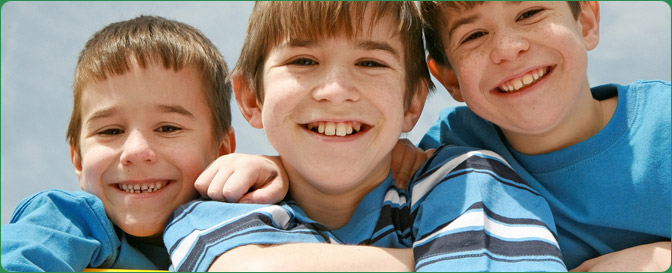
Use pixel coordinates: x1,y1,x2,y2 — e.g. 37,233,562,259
163,2,566,271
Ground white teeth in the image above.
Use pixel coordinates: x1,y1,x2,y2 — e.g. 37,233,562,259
499,67,548,92
117,182,167,193
305,121,362,137
336,123,346,136
325,122,336,136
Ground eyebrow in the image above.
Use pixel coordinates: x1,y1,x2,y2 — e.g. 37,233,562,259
357,40,400,59
86,107,117,124
284,38,400,61
85,104,194,125
156,104,195,119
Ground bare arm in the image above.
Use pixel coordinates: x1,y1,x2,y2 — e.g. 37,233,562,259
570,241,671,272
209,244,414,272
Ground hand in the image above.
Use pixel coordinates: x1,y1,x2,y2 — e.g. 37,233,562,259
390,138,435,189
570,241,671,272
194,154,289,204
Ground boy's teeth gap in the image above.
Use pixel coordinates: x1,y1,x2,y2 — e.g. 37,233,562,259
117,181,168,193
303,121,364,137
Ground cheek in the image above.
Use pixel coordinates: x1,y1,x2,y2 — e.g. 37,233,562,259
78,147,116,193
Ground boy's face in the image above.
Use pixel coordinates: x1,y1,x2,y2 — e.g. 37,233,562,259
71,62,233,237
236,16,425,195
430,2,600,136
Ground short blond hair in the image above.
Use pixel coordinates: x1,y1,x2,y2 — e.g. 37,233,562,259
67,15,231,152
231,1,434,109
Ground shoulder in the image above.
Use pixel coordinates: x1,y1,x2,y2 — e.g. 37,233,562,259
10,189,106,223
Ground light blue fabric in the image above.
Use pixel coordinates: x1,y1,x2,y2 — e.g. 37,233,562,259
419,80,672,269
1,189,170,271
165,146,566,272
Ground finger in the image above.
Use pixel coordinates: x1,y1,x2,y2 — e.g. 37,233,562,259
206,169,234,201
239,176,287,204
222,167,266,203
194,164,219,197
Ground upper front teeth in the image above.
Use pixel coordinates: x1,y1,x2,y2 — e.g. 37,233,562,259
118,182,166,193
500,67,548,92
307,121,361,136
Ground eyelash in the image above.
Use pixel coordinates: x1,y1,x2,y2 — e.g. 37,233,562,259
461,31,487,45
517,8,543,21
459,8,545,45
95,125,182,136
288,57,318,66
356,60,387,68
98,128,123,136
156,125,182,133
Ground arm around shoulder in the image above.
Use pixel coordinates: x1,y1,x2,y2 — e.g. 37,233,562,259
1,190,120,271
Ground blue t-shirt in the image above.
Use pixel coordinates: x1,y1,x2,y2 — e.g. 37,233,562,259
419,80,671,268
165,146,567,271
1,189,170,271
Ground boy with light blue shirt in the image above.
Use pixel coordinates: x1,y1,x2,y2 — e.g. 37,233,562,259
418,1,670,270
1,15,237,271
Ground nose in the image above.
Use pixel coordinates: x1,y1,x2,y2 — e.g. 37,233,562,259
312,65,360,104
120,130,157,165
490,30,529,64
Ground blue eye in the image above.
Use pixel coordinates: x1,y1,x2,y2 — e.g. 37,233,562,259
157,125,181,133
288,58,318,66
357,60,387,68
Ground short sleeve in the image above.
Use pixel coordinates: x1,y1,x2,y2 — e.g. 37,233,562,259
408,147,567,272
164,200,335,272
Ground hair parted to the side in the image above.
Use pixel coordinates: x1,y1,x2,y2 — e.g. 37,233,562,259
420,1,582,68
66,15,231,153
231,1,434,109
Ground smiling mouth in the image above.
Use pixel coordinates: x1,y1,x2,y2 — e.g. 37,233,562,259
302,121,369,137
497,66,552,93
117,181,169,193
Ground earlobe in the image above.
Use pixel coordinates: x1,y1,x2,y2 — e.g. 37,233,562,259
426,56,464,102
232,75,264,129
579,1,600,50
402,81,429,132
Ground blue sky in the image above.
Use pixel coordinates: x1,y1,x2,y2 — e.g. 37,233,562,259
1,1,670,224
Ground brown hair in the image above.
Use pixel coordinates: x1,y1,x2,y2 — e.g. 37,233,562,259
231,1,434,109
66,15,231,152
421,1,582,67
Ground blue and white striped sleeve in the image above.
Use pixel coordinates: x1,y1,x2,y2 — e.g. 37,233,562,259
409,147,567,272
163,200,336,272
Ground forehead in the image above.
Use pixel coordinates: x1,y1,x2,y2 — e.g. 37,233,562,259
80,63,209,116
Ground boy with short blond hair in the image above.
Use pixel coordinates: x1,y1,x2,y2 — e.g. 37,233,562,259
1,15,236,271
163,2,566,271
418,1,671,271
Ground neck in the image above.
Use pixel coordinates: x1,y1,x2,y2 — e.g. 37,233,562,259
504,88,618,155
284,158,390,230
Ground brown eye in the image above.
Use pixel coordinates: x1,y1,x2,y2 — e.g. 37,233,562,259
518,8,543,21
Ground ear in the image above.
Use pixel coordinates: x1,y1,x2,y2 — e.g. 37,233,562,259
69,142,84,190
217,128,237,155
427,56,464,102
578,1,600,50
232,75,263,129
402,81,429,133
